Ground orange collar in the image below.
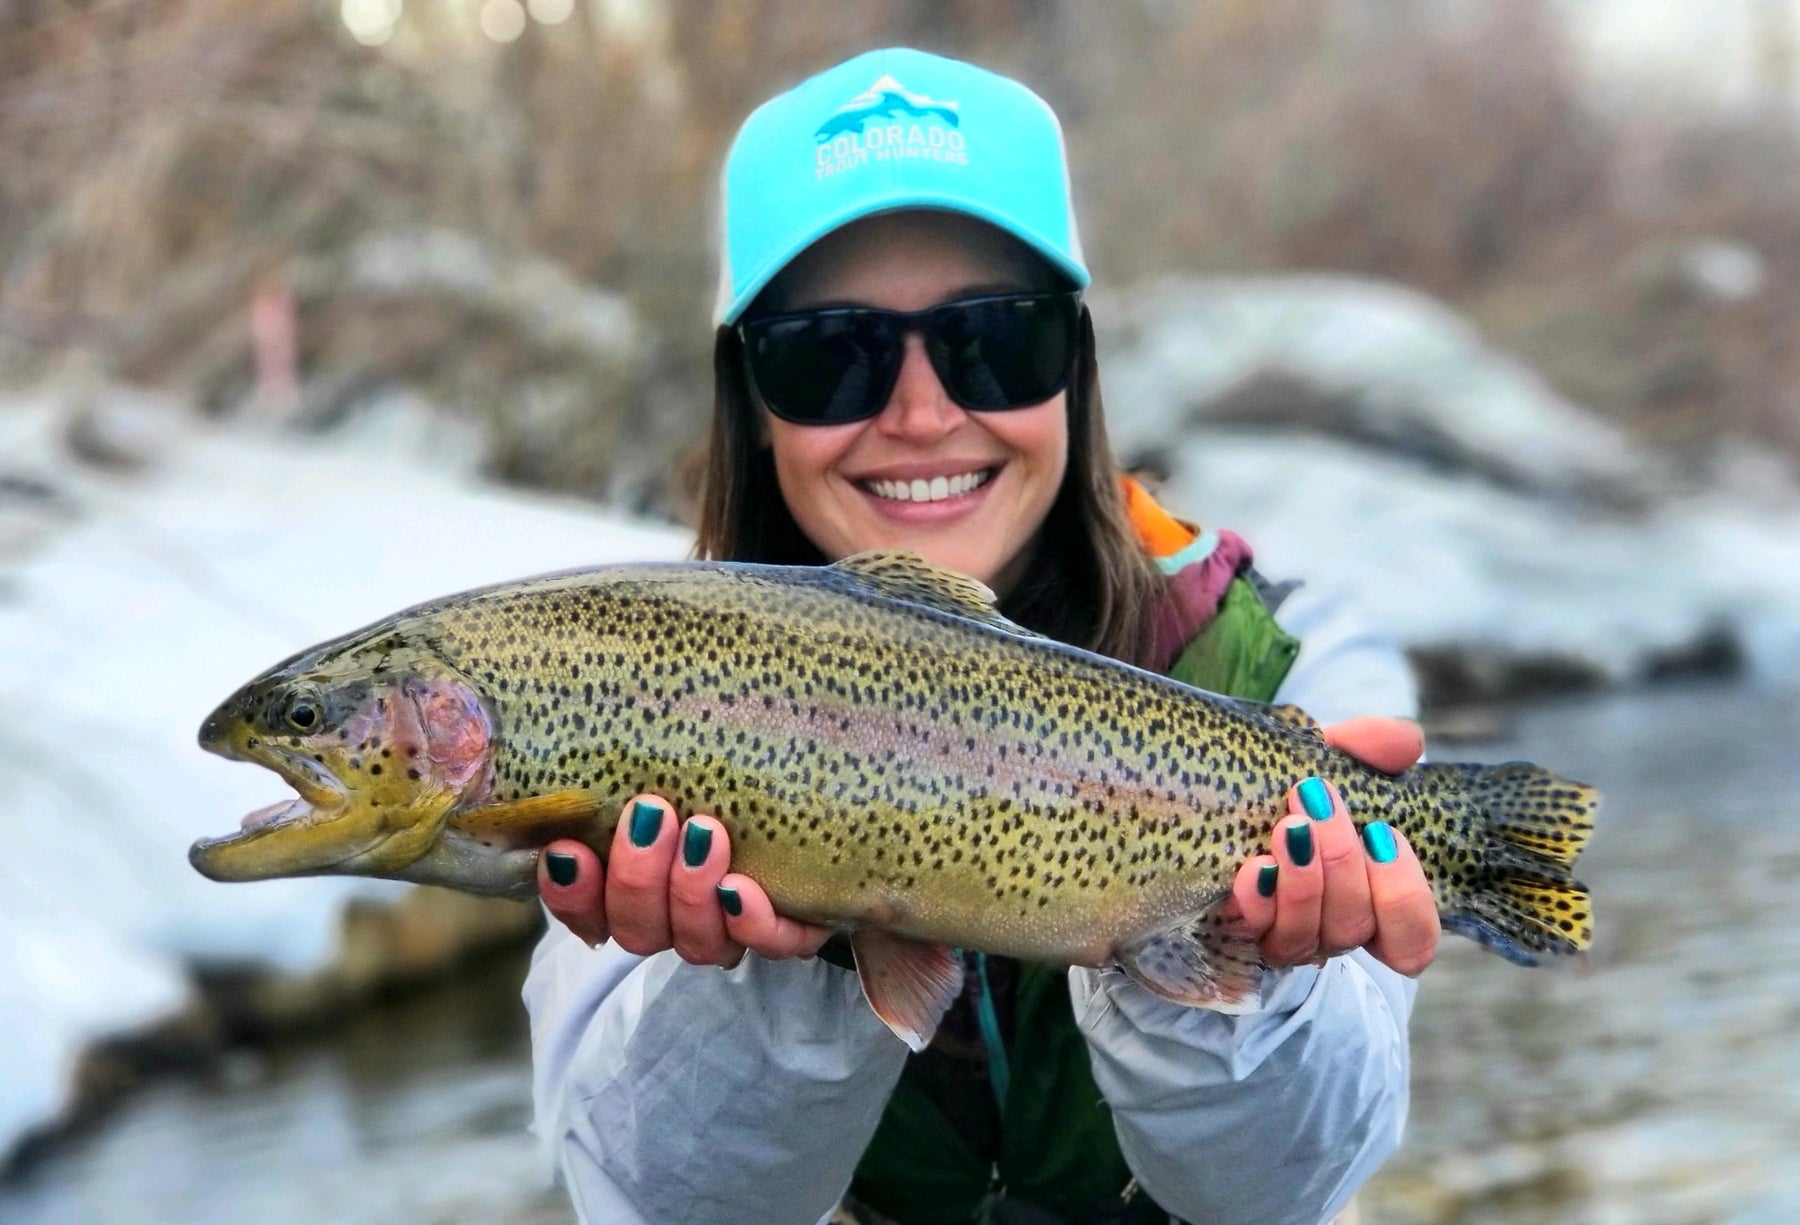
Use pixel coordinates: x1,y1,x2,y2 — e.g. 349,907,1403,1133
1120,475,1201,561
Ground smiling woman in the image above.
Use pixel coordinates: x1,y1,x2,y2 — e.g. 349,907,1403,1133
523,46,1444,1225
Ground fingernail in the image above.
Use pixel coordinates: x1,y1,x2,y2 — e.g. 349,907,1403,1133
1257,863,1278,897
629,799,662,848
1285,820,1314,867
716,884,743,917
545,851,577,887
1362,821,1398,864
1298,777,1333,821
682,821,712,868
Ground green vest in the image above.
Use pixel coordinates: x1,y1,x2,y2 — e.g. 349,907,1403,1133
847,575,1301,1224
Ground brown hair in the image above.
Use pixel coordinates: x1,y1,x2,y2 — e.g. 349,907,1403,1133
693,308,1167,668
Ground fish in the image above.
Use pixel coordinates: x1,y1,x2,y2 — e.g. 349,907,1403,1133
190,551,1598,1049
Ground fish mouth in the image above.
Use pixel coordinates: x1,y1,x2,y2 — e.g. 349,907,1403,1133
191,747,353,867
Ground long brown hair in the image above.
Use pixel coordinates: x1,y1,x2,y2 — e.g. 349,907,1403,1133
694,309,1167,667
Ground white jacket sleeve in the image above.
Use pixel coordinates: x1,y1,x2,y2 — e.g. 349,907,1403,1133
1072,580,1421,1225
523,923,907,1225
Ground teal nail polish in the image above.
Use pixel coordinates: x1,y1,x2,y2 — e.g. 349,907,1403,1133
1363,821,1398,864
1257,863,1278,897
1298,777,1333,821
717,884,743,917
682,821,712,868
1285,821,1314,867
629,800,662,848
545,851,577,887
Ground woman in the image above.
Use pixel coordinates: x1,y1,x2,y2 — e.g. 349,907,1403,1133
524,48,1437,1225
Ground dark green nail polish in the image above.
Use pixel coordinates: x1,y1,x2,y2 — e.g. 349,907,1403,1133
1298,777,1332,821
1257,863,1278,897
683,821,712,868
1363,821,1398,864
1286,821,1314,867
545,851,577,887
629,800,662,848
717,884,743,917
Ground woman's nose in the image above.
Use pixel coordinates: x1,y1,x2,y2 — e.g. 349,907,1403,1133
876,333,966,440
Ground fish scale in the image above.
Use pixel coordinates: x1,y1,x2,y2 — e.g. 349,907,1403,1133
191,551,1597,1044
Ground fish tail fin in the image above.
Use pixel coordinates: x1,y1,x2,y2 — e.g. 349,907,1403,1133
1416,761,1599,965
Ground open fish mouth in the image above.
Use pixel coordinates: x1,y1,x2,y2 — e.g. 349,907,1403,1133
213,750,350,841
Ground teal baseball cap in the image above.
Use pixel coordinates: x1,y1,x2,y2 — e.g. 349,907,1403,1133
714,47,1090,325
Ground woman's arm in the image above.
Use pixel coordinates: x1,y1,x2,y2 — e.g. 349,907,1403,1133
1074,580,1423,1224
523,803,909,1225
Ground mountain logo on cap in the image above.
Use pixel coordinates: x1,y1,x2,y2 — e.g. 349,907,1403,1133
813,74,968,180
815,75,960,142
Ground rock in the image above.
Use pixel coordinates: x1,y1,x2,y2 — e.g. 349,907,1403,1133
1097,275,1661,506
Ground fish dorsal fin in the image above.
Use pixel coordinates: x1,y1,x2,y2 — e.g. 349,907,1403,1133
1259,702,1325,738
849,928,965,1052
1114,904,1265,1014
829,550,1036,635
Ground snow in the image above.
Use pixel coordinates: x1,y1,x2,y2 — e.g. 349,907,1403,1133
1096,274,1800,686
1096,275,1653,500
1153,429,1800,686
0,394,688,1158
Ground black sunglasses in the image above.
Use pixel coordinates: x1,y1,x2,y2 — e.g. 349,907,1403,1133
739,291,1082,426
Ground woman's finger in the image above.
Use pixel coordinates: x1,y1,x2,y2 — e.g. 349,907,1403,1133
1321,716,1424,775
539,838,608,947
1302,778,1378,956
604,795,679,955
667,816,747,967
1262,802,1325,967
717,873,834,961
1226,855,1280,939
1363,825,1441,977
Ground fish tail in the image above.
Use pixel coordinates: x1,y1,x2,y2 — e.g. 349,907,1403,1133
1411,761,1599,966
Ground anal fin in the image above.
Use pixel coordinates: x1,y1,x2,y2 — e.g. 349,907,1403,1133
849,929,964,1052
1115,906,1265,1014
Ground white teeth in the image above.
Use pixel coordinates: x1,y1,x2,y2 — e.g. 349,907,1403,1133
867,469,992,504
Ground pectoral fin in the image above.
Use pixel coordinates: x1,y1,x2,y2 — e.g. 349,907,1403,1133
849,929,964,1052
1115,906,1265,1014
450,789,611,847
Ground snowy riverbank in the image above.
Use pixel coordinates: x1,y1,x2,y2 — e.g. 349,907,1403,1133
0,393,686,1159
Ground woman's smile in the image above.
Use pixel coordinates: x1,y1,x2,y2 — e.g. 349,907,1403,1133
856,464,995,507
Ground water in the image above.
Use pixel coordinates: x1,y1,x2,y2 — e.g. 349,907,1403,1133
0,954,572,1225
1364,681,1800,1224
2,681,1794,1224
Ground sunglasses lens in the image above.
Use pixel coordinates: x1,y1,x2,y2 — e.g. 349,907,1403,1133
742,293,1079,425
744,313,901,425
928,295,1078,410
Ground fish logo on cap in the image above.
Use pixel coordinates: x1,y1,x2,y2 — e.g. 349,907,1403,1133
814,75,960,141
814,75,968,178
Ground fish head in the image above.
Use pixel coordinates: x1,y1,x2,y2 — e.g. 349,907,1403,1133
189,640,493,885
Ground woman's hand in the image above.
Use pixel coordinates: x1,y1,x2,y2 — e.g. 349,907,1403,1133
1226,716,1441,977
536,794,832,966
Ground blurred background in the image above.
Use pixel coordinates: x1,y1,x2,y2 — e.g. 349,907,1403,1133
2,1,1797,1221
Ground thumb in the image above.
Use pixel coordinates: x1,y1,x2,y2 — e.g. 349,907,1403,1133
1322,716,1424,774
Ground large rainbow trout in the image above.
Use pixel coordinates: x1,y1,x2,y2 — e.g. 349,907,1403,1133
190,553,1597,1047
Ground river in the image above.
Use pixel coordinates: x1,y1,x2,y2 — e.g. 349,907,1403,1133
1,680,1793,1224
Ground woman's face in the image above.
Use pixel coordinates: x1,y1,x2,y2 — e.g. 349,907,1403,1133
756,211,1070,596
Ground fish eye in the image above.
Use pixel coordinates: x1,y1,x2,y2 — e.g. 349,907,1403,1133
284,694,321,732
